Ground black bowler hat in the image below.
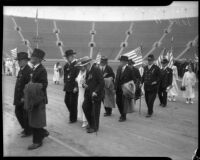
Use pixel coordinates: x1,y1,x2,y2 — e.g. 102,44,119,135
147,54,155,61
119,55,129,61
100,56,108,63
15,52,30,61
31,48,45,60
64,49,76,57
161,58,169,64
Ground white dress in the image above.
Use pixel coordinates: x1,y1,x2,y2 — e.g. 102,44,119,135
76,70,87,122
53,64,61,82
182,71,196,99
168,65,179,97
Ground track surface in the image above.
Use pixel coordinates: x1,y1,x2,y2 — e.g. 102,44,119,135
3,73,198,158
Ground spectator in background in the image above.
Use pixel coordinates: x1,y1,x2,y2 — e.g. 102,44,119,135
182,64,196,104
53,62,62,84
168,64,179,102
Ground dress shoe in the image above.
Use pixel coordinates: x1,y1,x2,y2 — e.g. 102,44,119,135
68,120,77,124
21,132,32,138
159,103,163,106
118,118,126,122
86,124,90,130
87,128,97,133
82,122,88,128
43,130,49,138
27,143,42,150
145,114,152,118
21,130,26,135
162,104,166,107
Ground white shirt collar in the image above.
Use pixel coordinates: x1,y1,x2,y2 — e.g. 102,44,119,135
148,64,153,69
33,63,40,70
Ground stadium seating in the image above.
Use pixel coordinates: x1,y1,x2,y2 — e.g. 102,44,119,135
3,15,198,61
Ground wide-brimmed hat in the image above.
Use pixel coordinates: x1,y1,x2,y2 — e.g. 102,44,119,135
119,55,129,61
31,48,45,60
15,52,30,61
147,54,155,61
64,49,76,57
100,56,108,63
161,58,169,64
75,56,92,67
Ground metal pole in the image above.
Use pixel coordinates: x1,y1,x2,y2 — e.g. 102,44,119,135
36,20,39,49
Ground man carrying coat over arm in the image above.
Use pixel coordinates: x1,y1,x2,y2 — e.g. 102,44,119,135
24,48,49,150
115,55,137,122
141,54,161,118
82,57,105,133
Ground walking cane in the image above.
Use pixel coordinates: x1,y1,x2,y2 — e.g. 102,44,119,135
139,84,142,115
92,98,98,136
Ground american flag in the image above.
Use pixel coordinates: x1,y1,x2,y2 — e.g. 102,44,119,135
11,48,17,58
95,52,101,64
123,46,143,66
156,48,166,68
166,50,174,68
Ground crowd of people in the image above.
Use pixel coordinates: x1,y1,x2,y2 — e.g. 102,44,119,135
9,48,197,150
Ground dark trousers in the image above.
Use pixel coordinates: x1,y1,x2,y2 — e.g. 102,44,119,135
64,91,78,122
116,90,126,119
104,107,112,115
144,90,157,115
32,128,47,144
158,87,167,106
82,96,101,131
15,104,32,133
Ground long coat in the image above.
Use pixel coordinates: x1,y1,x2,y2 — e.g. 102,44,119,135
159,67,173,89
13,64,32,106
100,65,115,108
27,63,48,128
84,64,105,102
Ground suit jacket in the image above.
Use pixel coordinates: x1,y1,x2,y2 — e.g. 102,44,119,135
13,64,32,106
85,64,105,102
31,63,48,104
101,65,115,80
63,60,79,92
115,65,137,92
142,64,161,91
159,67,173,89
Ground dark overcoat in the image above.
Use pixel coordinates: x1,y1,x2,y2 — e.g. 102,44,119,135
159,67,173,89
28,63,48,128
13,64,32,106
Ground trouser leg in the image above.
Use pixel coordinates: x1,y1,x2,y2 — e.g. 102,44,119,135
91,101,101,130
158,87,163,105
162,88,167,106
23,109,32,134
64,92,71,113
82,96,92,127
32,128,43,144
70,92,78,122
147,91,157,115
116,91,123,116
15,104,25,129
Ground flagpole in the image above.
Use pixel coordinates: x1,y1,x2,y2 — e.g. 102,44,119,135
35,9,39,49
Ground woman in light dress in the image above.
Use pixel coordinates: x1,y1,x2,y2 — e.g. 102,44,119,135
76,62,88,128
181,65,196,104
53,62,62,84
168,65,179,101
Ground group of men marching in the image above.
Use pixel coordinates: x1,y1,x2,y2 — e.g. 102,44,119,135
13,47,173,150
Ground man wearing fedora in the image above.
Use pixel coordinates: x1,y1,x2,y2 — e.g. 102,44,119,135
13,52,32,137
63,49,79,123
158,58,173,107
115,55,137,122
99,56,115,117
27,48,49,150
141,54,161,117
81,57,105,133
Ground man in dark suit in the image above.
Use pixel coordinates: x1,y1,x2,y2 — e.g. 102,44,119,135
99,56,115,116
27,48,49,150
115,55,137,122
158,58,173,107
63,49,79,123
13,52,32,137
128,59,142,102
141,54,161,117
82,57,105,133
